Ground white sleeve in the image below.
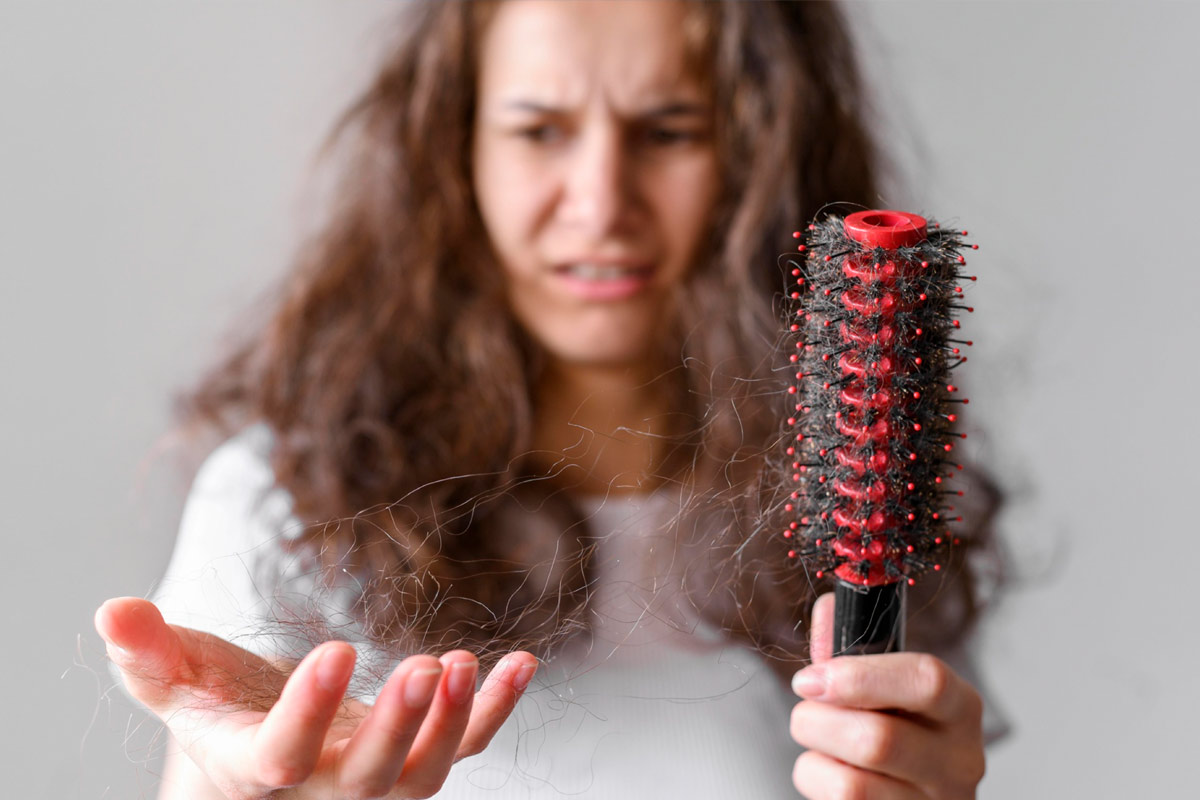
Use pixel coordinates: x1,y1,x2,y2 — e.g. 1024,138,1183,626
149,425,326,663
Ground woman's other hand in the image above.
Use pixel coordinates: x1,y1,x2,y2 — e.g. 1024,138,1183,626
789,593,986,799
95,597,537,799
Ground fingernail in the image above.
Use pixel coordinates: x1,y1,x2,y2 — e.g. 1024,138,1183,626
792,666,826,698
511,662,537,692
315,645,353,692
404,667,442,709
446,661,477,705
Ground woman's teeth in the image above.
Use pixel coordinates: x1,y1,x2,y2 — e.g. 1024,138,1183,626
563,263,646,280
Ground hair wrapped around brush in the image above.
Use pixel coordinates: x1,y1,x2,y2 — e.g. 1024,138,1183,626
767,210,980,651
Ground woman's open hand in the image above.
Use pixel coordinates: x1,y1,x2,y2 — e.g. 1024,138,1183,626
95,597,537,799
789,593,985,799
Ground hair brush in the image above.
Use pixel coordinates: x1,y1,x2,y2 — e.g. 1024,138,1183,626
780,209,976,656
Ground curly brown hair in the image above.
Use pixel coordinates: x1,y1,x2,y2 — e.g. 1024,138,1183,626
175,0,1000,681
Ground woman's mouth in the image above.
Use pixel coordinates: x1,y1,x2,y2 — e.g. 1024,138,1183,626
553,262,654,300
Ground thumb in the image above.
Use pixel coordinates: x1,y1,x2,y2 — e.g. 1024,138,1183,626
95,597,191,709
807,592,835,665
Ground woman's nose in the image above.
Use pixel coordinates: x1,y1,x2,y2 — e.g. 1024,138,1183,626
560,127,635,237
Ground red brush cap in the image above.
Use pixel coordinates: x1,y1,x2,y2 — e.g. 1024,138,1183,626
843,210,928,249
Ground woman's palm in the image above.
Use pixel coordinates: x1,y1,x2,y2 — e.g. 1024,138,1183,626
96,597,537,799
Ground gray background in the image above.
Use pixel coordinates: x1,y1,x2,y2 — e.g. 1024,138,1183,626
2,1,1196,795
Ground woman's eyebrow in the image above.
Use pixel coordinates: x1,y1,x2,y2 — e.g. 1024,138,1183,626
498,99,709,118
640,101,709,119
500,100,566,115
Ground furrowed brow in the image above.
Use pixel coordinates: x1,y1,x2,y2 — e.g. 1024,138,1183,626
500,100,564,115
498,100,709,119
640,102,709,120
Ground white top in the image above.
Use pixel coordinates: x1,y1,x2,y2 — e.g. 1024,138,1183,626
152,426,806,798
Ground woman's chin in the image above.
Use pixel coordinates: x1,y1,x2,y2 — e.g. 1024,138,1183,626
530,330,663,373
523,314,670,373
546,344,657,372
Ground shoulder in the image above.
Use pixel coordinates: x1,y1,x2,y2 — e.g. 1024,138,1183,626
182,423,303,541
155,424,298,608
153,424,319,656
190,423,279,505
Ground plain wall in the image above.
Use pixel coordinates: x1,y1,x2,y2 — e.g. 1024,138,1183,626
2,1,1196,795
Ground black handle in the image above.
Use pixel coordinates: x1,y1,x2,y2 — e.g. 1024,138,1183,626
832,580,906,655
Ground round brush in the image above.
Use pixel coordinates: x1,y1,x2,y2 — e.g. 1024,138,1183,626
780,209,977,655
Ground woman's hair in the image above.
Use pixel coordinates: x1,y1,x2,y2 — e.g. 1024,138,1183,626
176,0,1002,677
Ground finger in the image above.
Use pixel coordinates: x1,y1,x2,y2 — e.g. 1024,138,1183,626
455,653,538,760
95,597,192,708
808,592,835,665
395,651,478,796
792,652,981,725
335,655,443,798
248,641,356,789
791,699,944,787
792,750,925,800
96,597,286,707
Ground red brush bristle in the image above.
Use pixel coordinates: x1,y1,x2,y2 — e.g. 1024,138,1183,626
778,210,974,589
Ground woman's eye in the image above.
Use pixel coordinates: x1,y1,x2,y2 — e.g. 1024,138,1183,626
642,127,701,146
514,124,563,143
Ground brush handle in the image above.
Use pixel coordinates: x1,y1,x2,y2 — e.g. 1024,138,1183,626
833,580,906,656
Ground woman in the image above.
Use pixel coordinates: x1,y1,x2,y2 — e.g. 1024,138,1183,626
96,2,992,797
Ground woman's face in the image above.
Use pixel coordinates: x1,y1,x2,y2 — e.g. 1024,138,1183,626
472,0,719,371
